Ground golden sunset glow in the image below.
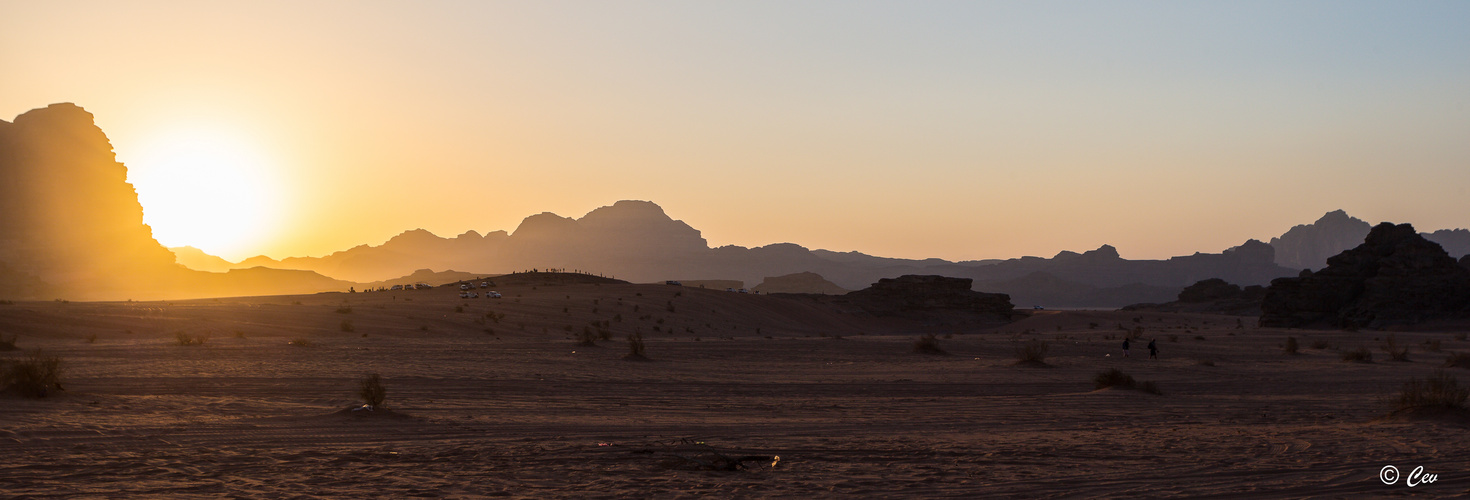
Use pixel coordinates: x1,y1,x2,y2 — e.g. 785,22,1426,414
126,126,287,260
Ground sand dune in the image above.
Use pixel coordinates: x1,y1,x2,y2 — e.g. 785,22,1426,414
3,282,1469,497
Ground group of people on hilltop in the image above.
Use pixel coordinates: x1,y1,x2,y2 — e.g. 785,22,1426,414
1120,338,1159,359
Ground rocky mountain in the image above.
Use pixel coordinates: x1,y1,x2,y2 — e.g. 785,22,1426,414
1266,210,1470,271
176,200,1307,307
1269,210,1373,271
1260,223,1470,329
0,103,352,300
1122,278,1268,316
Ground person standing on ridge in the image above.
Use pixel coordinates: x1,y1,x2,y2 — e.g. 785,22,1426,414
1147,339,1158,359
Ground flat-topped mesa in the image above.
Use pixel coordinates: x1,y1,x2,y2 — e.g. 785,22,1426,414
1259,222,1470,329
845,275,1014,318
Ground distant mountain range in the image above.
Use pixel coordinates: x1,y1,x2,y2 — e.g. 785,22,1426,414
5,102,1468,306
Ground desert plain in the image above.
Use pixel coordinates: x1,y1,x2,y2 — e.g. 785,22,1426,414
3,275,1469,498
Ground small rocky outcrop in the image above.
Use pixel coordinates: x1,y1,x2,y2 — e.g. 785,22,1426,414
751,272,848,295
1122,278,1267,316
838,275,1013,322
1259,223,1470,329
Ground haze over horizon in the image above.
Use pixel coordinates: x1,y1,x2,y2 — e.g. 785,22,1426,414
4,1,1468,262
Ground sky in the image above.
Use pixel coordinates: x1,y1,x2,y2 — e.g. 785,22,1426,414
3,1,1468,262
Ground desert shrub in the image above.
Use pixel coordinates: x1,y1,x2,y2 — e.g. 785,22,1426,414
626,331,647,359
1394,370,1467,411
577,329,597,346
454,306,464,313
1425,339,1442,352
3,350,64,397
1342,347,1373,363
666,301,676,313
1167,334,1178,343
1197,359,1216,367
85,333,98,344
234,330,247,339
598,328,612,341
1094,369,1136,390
340,320,355,333
1284,336,1299,355
1381,334,1409,362
1444,352,1470,369
175,332,207,346
358,373,386,407
1138,381,1163,395
335,307,352,314
1311,339,1330,350
0,333,17,351
1457,332,1468,341
1193,335,1205,341
1014,339,1049,365
289,338,313,347
913,334,946,355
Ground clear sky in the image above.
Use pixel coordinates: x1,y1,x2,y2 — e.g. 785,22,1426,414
3,1,1468,262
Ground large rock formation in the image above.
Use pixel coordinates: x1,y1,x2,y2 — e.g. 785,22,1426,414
1259,223,1470,329
0,103,351,300
1269,210,1373,271
836,275,1013,323
751,272,848,295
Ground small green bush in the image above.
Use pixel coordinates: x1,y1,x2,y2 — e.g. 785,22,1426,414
175,332,207,346
1014,339,1049,365
1395,370,1467,411
359,373,386,407
1342,347,1373,363
1094,369,1136,390
913,334,946,355
3,349,64,397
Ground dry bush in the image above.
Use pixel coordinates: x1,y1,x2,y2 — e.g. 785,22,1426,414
85,333,98,344
335,307,352,314
625,331,647,360
1167,334,1178,343
175,332,207,346
1342,346,1373,363
2,349,64,398
1311,339,1330,350
1138,381,1163,395
1425,339,1442,352
1197,359,1216,367
0,333,16,351
340,320,354,333
1014,339,1049,365
1284,336,1299,355
1394,370,1467,411
358,373,386,407
289,338,313,347
1381,334,1409,362
577,328,598,346
1094,369,1136,390
1456,332,1467,341
1444,352,1470,369
912,334,946,355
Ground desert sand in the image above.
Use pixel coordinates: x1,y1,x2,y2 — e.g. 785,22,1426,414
3,278,1468,498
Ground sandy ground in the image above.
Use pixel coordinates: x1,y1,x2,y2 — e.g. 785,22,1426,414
3,282,1469,498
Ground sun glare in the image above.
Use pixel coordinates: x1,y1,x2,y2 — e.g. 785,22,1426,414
125,128,284,261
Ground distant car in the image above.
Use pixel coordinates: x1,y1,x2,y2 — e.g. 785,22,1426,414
487,291,502,299
738,289,748,294
460,284,471,290
1033,305,1044,310
479,282,488,288
726,288,734,292
665,280,681,286
390,285,403,291
459,292,469,298
470,292,479,298
417,283,432,289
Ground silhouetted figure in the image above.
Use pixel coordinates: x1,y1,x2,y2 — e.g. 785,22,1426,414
1122,338,1131,357
1147,339,1158,359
